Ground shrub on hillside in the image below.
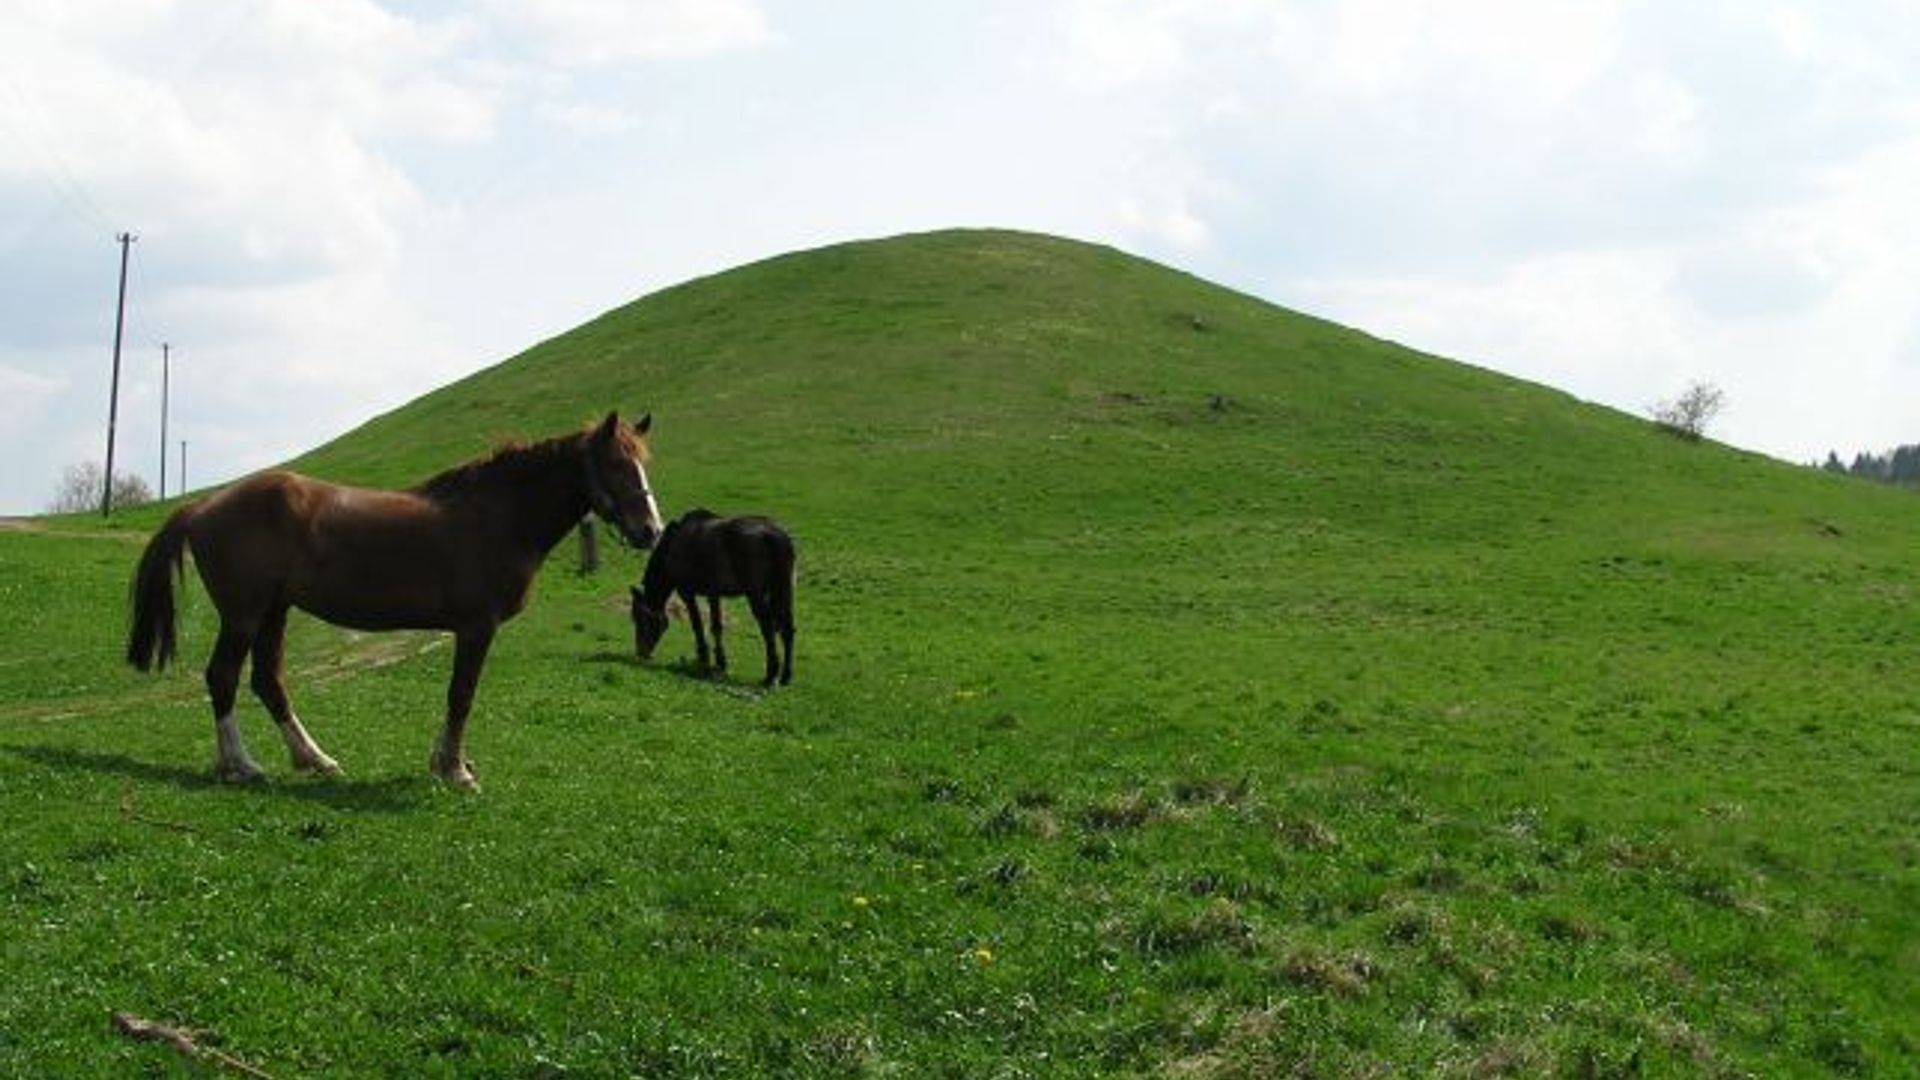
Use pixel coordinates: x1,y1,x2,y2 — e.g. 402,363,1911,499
48,462,153,514
1650,381,1726,441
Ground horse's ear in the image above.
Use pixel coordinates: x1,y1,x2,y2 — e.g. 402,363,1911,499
594,411,620,442
633,412,652,436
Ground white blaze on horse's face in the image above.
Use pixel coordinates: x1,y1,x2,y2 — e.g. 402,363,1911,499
635,458,664,541
587,412,664,548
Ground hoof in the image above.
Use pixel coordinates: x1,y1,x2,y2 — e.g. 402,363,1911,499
294,754,344,778
214,760,268,786
429,752,480,792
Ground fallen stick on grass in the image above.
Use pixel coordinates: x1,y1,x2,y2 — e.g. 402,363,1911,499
110,1012,276,1080
118,787,198,834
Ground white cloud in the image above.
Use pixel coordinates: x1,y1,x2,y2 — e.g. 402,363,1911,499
6,0,1920,512
539,101,642,136
1282,0,1622,102
1287,125,1920,463
237,0,494,141
1056,0,1205,89
1287,246,1692,410
493,0,772,68
0,0,497,509
0,362,65,445
0,0,487,285
1119,192,1211,254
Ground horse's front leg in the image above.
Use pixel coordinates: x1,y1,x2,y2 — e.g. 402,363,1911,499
680,587,711,671
707,595,728,675
431,625,495,791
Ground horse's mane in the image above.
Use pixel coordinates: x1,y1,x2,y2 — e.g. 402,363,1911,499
410,430,585,503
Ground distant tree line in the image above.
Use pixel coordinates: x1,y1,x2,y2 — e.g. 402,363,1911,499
1821,444,1920,488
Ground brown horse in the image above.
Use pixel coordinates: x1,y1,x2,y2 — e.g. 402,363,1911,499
126,411,663,790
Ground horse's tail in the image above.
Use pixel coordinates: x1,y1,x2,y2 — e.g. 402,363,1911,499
767,529,797,633
127,505,196,672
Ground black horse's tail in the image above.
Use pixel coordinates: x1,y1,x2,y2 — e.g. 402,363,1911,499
767,529,797,632
127,505,195,672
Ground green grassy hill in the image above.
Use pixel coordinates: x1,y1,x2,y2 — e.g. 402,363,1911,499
4,229,1915,1076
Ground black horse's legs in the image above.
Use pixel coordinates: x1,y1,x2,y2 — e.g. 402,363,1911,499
250,603,341,776
774,569,795,686
708,595,728,674
746,592,779,688
205,624,266,783
431,624,495,791
680,587,710,670
778,615,795,686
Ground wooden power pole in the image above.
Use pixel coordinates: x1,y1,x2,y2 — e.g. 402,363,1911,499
102,231,135,516
158,342,171,500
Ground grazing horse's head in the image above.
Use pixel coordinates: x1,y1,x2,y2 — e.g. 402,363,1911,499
630,587,670,659
584,411,664,549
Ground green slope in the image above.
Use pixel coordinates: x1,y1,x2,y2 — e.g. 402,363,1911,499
308,226,1920,1066
7,229,1916,1075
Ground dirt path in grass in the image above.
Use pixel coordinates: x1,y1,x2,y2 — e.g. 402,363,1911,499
0,631,447,724
0,516,145,544
1,518,449,725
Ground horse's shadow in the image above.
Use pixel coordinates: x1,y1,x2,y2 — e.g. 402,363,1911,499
577,650,769,698
3,743,428,813
657,658,769,698
580,649,638,666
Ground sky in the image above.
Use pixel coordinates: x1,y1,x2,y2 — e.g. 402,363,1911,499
4,0,1920,514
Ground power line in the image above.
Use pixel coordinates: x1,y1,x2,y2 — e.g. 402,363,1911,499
0,74,116,235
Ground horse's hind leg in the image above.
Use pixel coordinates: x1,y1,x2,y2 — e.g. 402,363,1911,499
778,611,794,687
205,625,267,784
774,571,795,686
251,604,341,777
746,592,779,688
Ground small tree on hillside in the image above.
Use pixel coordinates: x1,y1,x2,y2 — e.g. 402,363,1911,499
48,462,153,514
1651,380,1727,442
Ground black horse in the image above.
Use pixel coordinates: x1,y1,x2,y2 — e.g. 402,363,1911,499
631,510,796,687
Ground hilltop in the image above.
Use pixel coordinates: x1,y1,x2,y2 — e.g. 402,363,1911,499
292,228,1899,597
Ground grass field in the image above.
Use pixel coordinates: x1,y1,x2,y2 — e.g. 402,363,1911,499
3,230,1916,1076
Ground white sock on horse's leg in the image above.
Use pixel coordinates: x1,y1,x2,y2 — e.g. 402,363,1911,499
279,713,341,775
429,727,478,790
214,713,266,783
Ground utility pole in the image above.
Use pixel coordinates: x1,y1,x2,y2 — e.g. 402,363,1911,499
102,231,136,516
158,342,171,500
